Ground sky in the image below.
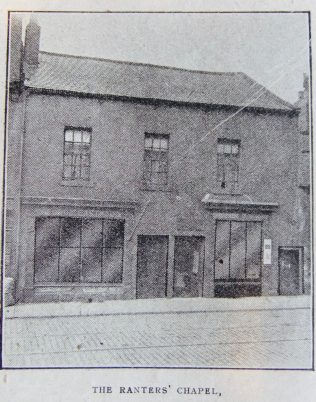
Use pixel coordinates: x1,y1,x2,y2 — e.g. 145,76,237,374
16,12,310,104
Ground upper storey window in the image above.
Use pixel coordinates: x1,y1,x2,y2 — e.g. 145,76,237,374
63,127,91,181
143,133,169,190
217,138,240,191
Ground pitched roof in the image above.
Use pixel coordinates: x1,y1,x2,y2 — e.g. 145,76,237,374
26,51,294,111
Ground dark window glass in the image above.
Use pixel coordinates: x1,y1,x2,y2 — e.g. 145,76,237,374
103,248,123,283
34,217,124,284
104,220,125,248
81,219,103,248
230,221,246,279
34,247,59,283
82,248,102,282
215,221,230,279
215,220,262,281
59,248,81,282
143,133,169,190
60,218,81,248
246,222,262,279
63,128,91,181
35,217,60,248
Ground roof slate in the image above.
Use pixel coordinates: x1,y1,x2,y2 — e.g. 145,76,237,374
26,51,294,111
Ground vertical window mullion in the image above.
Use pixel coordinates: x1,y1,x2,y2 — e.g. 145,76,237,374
58,217,61,283
228,221,232,280
101,219,104,283
79,218,83,283
245,222,247,279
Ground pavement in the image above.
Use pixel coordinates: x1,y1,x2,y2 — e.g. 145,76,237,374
2,296,313,369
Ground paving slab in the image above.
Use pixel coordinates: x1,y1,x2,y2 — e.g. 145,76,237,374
5,295,312,319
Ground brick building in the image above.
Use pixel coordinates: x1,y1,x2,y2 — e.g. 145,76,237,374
4,16,311,303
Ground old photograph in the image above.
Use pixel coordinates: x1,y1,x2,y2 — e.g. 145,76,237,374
1,11,312,369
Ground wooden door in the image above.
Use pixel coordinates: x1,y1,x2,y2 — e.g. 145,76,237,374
279,248,302,295
136,235,168,299
173,236,205,297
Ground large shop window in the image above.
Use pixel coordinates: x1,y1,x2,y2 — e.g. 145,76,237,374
215,220,262,281
63,127,91,181
34,217,124,284
143,133,169,190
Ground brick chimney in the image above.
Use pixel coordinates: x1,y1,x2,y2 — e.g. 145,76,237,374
9,15,23,86
24,15,41,80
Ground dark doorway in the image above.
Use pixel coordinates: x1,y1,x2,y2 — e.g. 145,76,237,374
173,236,205,297
214,220,262,298
136,235,168,299
279,247,302,295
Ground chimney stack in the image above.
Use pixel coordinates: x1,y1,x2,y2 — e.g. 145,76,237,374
24,15,41,79
9,15,23,86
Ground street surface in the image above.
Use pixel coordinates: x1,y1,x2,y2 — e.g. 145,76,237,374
3,298,312,368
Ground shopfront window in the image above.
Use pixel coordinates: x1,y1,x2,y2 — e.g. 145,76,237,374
34,217,124,284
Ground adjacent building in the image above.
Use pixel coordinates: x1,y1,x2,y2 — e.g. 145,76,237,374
4,16,311,303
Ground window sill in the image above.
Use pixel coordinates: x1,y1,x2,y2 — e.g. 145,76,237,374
140,187,173,193
34,282,123,287
60,180,95,188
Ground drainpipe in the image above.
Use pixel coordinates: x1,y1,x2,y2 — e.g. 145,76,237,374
13,88,29,302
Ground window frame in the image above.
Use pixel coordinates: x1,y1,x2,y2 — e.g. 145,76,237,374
62,126,92,183
216,138,241,192
214,219,263,283
142,133,170,191
33,217,125,286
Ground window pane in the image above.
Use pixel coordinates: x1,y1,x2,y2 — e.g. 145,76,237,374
35,217,60,248
59,248,80,282
82,132,91,143
60,218,81,247
152,138,161,149
157,172,167,186
159,161,168,172
215,221,230,279
160,138,169,149
64,154,73,165
151,172,159,184
149,150,160,161
231,144,239,154
82,248,102,282
63,165,72,179
145,137,153,149
72,144,82,154
151,160,160,173
217,143,224,154
81,154,90,166
35,247,59,283
103,248,123,283
64,142,73,153
73,131,82,143
81,219,102,247
224,144,231,154
104,220,124,248
81,166,90,180
65,130,73,142
246,222,261,279
230,222,246,279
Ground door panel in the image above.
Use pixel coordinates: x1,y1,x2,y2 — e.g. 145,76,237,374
279,248,301,295
136,236,168,299
173,236,205,297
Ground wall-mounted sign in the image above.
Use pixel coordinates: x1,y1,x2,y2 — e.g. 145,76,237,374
263,239,272,265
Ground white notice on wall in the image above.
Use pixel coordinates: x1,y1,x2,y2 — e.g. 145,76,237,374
192,250,200,274
263,239,272,265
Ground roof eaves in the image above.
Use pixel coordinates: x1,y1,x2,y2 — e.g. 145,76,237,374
25,86,297,115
